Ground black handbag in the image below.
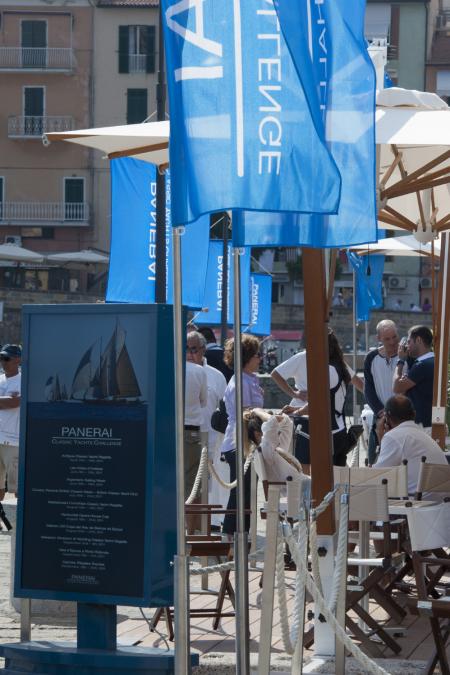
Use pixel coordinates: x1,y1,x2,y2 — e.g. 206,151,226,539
345,424,364,453
211,399,228,434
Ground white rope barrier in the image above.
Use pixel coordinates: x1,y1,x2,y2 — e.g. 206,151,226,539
282,523,391,675
327,492,350,615
207,447,256,490
189,547,265,576
185,446,209,505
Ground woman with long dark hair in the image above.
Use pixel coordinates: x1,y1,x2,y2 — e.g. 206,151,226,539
283,329,363,470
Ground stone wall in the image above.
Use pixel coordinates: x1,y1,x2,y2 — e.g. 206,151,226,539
0,290,102,346
272,304,433,350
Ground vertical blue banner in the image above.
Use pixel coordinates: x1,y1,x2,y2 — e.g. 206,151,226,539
233,0,377,249
161,0,341,226
107,158,209,308
348,252,384,322
245,274,272,336
196,241,250,326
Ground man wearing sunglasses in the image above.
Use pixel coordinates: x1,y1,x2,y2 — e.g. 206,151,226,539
0,345,21,501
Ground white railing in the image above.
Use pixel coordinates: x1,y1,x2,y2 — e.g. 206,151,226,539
0,47,73,70
8,116,74,138
0,202,89,222
128,53,147,73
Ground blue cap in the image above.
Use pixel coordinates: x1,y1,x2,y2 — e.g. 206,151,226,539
0,344,22,358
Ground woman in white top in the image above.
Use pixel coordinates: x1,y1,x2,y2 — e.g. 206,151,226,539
283,330,363,473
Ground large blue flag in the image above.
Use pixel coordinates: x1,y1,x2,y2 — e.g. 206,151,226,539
161,0,341,226
233,0,377,248
196,241,250,326
348,252,384,322
107,158,209,307
244,274,272,336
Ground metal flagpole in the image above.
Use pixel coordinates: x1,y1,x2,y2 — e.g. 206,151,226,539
172,226,191,674
155,2,166,303
221,214,230,347
352,270,358,419
232,238,250,675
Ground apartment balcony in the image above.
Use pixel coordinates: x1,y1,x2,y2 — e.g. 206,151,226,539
0,202,89,225
0,47,73,72
8,116,75,139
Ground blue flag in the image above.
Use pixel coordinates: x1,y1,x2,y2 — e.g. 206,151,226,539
348,252,384,323
233,0,377,248
107,158,209,307
196,241,250,326
244,274,272,336
161,0,341,226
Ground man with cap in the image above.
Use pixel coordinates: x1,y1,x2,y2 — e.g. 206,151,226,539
0,345,22,501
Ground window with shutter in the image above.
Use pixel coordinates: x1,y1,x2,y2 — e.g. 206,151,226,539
118,25,130,73
64,178,85,221
23,87,45,136
21,20,47,68
127,89,148,124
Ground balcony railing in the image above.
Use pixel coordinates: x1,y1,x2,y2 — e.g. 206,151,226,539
128,53,147,73
8,116,75,138
0,202,89,223
0,47,73,71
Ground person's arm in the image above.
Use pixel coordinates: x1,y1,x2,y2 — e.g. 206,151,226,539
350,373,364,393
363,352,383,415
270,369,306,400
199,370,208,408
392,359,415,394
373,432,401,468
0,393,20,409
282,403,309,416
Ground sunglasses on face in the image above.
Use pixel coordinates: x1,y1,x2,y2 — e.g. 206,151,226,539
187,347,200,354
0,356,11,362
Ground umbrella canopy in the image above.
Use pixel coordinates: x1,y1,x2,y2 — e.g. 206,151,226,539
350,234,441,257
44,120,169,169
46,249,109,264
0,243,45,263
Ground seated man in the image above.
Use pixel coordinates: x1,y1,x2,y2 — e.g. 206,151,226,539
374,394,447,496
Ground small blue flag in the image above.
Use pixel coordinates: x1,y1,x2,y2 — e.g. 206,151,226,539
161,0,341,226
244,274,272,336
348,252,384,322
195,241,250,326
233,0,377,249
107,157,209,307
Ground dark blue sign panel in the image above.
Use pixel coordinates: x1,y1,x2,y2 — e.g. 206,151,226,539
15,304,176,607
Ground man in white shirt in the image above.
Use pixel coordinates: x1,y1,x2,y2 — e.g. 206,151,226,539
185,332,207,532
374,394,447,495
187,331,227,527
0,345,22,501
270,350,308,406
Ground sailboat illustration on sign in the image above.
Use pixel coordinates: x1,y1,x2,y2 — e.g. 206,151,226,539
69,320,142,403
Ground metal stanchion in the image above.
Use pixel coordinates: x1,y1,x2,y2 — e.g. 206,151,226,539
173,226,191,675
232,242,250,675
20,599,31,642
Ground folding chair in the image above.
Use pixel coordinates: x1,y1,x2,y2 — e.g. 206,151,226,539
415,458,450,502
305,481,405,656
405,501,450,675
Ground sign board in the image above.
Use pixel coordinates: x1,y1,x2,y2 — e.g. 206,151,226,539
15,304,177,607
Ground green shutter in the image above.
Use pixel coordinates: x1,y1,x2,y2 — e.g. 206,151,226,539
127,89,148,124
145,26,156,73
118,25,129,74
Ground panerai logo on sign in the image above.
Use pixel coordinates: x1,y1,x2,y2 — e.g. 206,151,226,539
61,427,113,439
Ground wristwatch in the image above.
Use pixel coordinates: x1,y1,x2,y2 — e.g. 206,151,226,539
397,359,405,366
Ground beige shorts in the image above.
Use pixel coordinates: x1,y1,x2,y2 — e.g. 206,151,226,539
184,429,202,500
0,443,19,494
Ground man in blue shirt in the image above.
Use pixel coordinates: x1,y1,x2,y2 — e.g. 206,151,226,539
393,325,434,430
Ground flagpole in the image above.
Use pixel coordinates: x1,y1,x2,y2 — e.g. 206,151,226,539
232,237,250,675
221,214,230,347
155,4,166,303
172,226,191,674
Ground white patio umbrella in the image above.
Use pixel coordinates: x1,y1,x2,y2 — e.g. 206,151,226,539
0,243,45,263
46,249,109,264
44,121,169,169
350,234,441,257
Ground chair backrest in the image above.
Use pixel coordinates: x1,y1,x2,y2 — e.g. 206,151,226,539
347,482,390,522
407,502,450,552
334,464,408,499
416,460,450,499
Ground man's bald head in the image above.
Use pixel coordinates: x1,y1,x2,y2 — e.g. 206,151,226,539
384,394,416,426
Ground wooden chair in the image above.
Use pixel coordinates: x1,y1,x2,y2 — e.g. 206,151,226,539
305,481,405,656
150,505,250,639
405,501,450,675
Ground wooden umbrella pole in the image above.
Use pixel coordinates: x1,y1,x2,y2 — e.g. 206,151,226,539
431,231,450,449
431,239,437,340
382,205,417,230
325,249,338,319
386,147,450,190
302,248,334,534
